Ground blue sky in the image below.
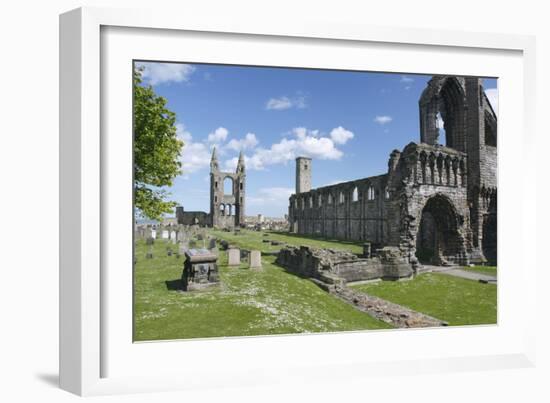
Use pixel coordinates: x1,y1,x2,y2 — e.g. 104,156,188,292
136,61,497,218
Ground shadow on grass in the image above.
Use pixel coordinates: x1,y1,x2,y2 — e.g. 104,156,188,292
165,279,183,291
268,231,364,247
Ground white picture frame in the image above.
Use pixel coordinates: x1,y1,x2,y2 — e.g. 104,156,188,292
60,6,537,396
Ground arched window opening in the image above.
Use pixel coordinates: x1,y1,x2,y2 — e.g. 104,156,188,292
309,197,313,208
224,177,234,195
436,111,446,146
385,188,390,199
220,204,225,216
367,186,375,201
318,195,322,207
352,187,359,202
328,194,333,205
339,192,345,204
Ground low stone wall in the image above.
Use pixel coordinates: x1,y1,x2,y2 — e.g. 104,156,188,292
275,245,412,283
327,284,447,328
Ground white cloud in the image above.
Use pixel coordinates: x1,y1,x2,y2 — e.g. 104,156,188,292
374,115,393,125
176,123,193,143
176,122,212,175
180,141,211,175
226,132,259,151
266,95,307,110
138,62,196,86
329,126,354,144
225,126,348,171
436,113,445,130
485,88,498,116
207,127,229,144
400,75,414,83
248,187,295,206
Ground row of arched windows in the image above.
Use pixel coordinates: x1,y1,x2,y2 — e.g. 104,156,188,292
219,203,237,216
293,185,390,210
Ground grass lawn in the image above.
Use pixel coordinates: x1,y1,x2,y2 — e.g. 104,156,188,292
350,273,497,326
134,237,391,341
462,265,497,277
210,229,364,255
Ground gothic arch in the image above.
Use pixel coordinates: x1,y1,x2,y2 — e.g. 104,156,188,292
419,77,467,151
414,194,467,265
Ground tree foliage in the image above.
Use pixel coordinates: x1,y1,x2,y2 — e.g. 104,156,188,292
134,66,183,220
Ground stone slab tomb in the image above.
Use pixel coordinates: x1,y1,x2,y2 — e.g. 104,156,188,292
182,248,219,291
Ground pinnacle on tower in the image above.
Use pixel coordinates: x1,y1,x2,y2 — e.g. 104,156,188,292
210,146,219,171
237,150,245,172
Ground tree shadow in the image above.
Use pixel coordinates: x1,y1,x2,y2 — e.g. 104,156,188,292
268,231,364,247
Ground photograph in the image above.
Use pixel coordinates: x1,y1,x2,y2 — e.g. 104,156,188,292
132,61,498,341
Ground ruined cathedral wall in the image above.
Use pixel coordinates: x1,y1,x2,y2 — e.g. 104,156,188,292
289,174,390,243
480,145,497,189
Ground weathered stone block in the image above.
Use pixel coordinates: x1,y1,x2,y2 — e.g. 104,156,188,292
227,248,240,266
249,250,262,269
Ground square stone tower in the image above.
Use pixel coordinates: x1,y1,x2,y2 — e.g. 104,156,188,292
295,157,312,194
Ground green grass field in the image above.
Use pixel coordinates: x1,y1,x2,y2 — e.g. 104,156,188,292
209,229,364,254
134,229,497,341
134,238,390,341
350,274,497,326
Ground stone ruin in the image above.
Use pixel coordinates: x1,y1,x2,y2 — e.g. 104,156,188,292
276,245,446,328
288,76,498,268
275,245,412,285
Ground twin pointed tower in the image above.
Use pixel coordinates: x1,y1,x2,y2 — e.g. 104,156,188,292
210,147,246,228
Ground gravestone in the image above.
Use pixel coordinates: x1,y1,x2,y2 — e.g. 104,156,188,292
145,236,154,259
177,230,186,243
208,238,217,250
162,230,169,239
227,248,241,266
151,229,157,239
170,231,177,244
240,249,249,260
249,250,262,269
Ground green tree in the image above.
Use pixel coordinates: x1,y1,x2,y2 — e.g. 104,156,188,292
134,66,183,220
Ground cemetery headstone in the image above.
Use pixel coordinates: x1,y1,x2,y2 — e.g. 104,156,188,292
145,236,154,259
227,248,241,266
249,250,262,269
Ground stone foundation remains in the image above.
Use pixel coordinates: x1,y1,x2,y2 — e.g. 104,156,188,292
275,245,413,283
